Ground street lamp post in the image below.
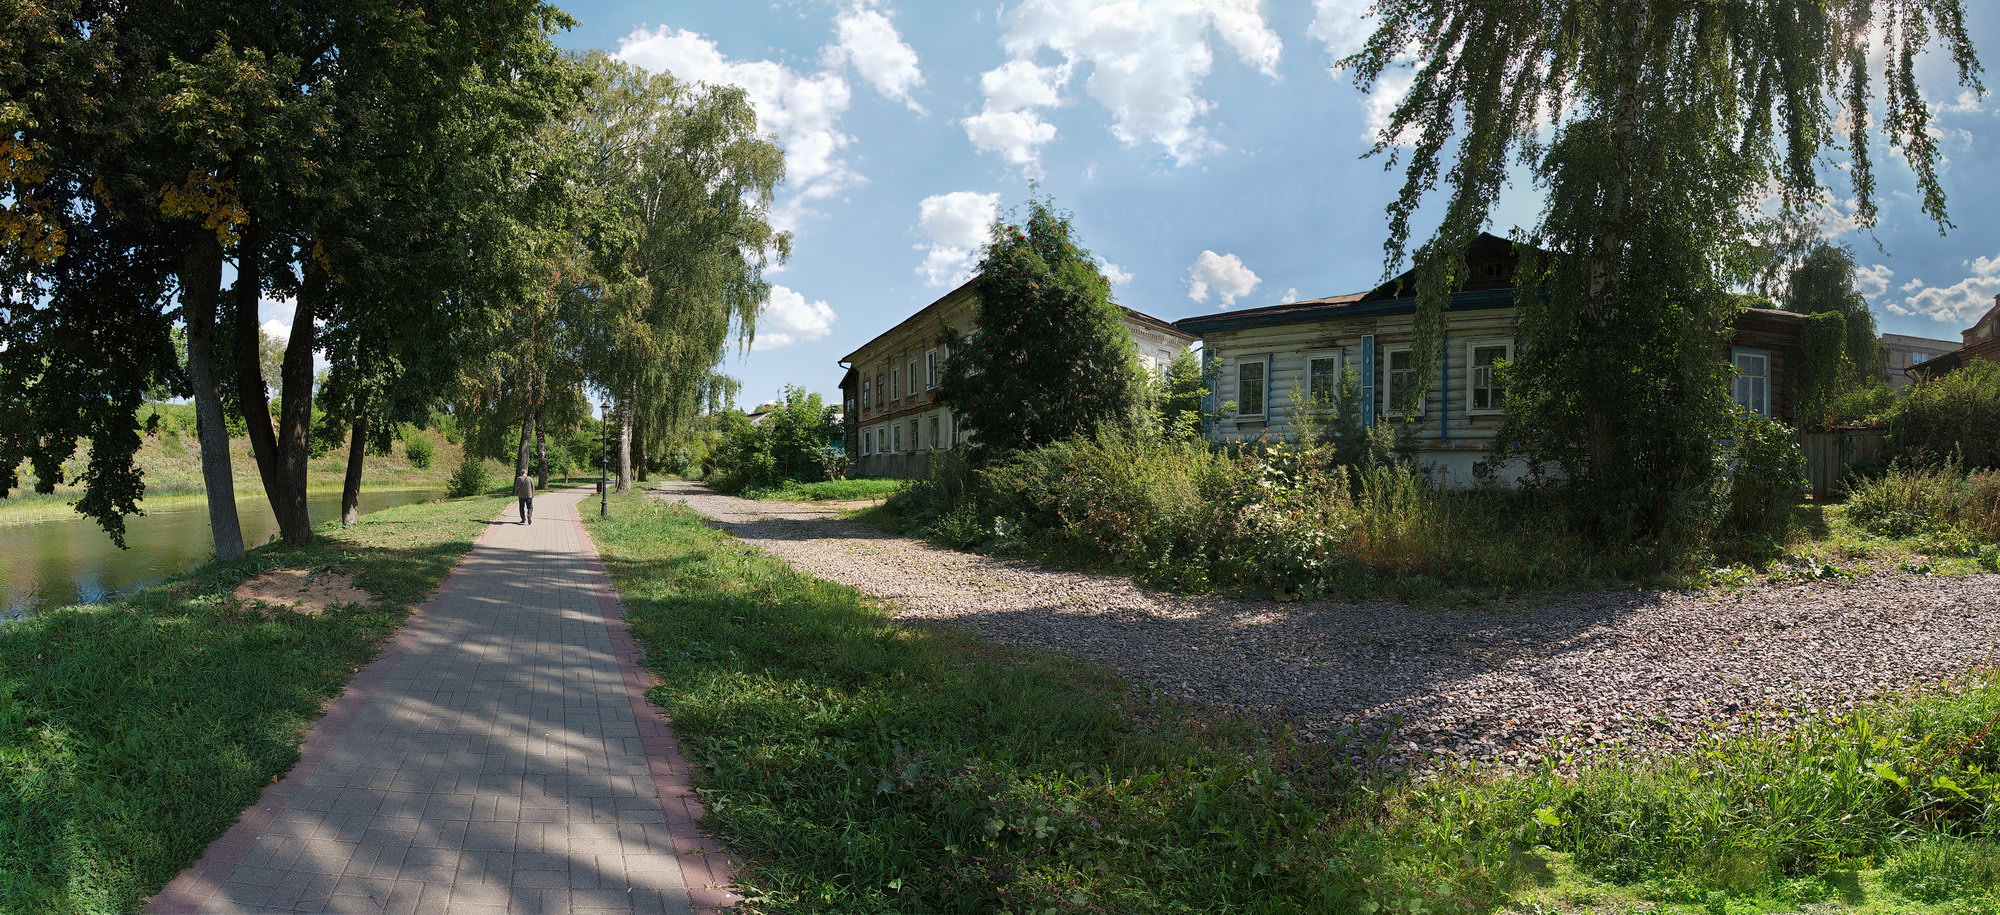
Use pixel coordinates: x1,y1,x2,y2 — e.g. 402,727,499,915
600,401,612,518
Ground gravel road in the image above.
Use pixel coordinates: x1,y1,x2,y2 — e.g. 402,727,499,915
654,480,2000,770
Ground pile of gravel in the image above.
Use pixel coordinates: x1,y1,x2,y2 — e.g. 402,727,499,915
656,481,2000,771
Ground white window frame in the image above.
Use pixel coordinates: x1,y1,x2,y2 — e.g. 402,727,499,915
1465,339,1513,416
1304,350,1344,409
908,359,919,398
862,427,873,456
1236,357,1268,419
891,424,902,452
925,349,939,389
929,415,942,451
1732,347,1772,417
1384,345,1425,418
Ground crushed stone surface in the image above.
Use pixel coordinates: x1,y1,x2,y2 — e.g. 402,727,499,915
655,481,2000,770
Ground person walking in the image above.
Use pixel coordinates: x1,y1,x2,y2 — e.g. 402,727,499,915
515,470,534,524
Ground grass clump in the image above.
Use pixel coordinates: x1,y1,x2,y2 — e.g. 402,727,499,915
0,494,508,914
1848,463,2000,543
739,477,904,502
588,492,2000,913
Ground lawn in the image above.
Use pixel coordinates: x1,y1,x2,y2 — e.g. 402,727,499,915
0,494,510,914
587,492,2000,913
738,477,906,502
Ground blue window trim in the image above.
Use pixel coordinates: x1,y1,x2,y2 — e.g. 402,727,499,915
1360,335,1376,426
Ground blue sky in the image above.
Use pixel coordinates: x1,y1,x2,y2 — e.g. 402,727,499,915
540,0,2000,409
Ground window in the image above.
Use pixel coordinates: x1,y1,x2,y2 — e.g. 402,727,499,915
861,380,871,414
1140,354,1158,376
909,420,920,451
1732,348,1771,417
1236,358,1267,418
908,359,919,397
874,375,884,407
861,428,872,456
892,424,902,452
891,367,900,400
929,415,941,450
925,350,939,389
1467,341,1511,415
1306,352,1343,407
1385,346,1423,417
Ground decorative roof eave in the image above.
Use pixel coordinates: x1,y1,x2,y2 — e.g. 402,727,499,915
1174,288,1519,337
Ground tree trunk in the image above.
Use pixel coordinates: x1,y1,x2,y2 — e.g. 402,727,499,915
273,256,321,541
634,407,649,483
341,411,368,525
515,389,534,478
616,399,633,493
534,378,549,490
229,220,302,539
180,233,246,560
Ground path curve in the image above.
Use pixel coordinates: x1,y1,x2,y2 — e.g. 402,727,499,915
657,480,2000,770
151,489,735,915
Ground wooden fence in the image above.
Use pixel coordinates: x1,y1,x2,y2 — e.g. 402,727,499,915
1801,428,1888,498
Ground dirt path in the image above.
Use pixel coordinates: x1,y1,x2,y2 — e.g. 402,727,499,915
656,480,2000,771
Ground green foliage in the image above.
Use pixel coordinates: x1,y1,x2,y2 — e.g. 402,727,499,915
1828,385,1902,428
1847,463,2000,543
1890,362,2000,470
0,496,504,914
1784,243,1889,388
1799,311,1850,432
445,453,492,498
1726,413,1809,547
1153,349,1209,442
741,478,904,502
1347,0,1980,546
403,434,436,470
703,387,842,494
938,199,1144,460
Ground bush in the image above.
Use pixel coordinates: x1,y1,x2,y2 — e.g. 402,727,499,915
1890,361,2000,469
1725,413,1808,544
703,385,838,493
1824,384,1899,427
404,434,435,470
446,453,491,498
1847,462,2000,542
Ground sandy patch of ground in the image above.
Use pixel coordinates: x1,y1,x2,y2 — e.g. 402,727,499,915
233,568,374,616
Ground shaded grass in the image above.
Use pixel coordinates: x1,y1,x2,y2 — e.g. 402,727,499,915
738,478,906,503
589,492,2000,914
0,495,509,914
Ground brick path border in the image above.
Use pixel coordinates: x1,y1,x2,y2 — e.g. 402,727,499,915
146,491,741,913
573,498,742,913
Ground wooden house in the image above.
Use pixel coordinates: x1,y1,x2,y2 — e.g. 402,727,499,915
839,280,1194,479
1909,295,2000,381
1174,234,1809,485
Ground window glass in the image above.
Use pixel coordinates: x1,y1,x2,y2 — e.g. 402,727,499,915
1308,354,1341,405
926,350,939,389
892,424,901,452
1732,350,1771,416
929,415,941,449
1237,360,1266,416
1386,348,1421,416
1470,344,1509,412
909,420,920,450
891,368,900,399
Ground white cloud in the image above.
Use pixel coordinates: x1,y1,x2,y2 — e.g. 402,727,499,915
1186,249,1260,307
752,286,837,349
1361,66,1417,144
1096,257,1133,285
1275,286,1298,304
1854,263,1896,301
259,318,292,344
966,0,1283,169
616,27,859,220
1307,0,1371,58
914,191,1002,287
1886,253,2000,325
829,3,926,113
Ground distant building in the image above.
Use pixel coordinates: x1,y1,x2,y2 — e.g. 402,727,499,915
744,402,782,426
1909,295,2000,382
838,280,1195,479
1881,332,1960,390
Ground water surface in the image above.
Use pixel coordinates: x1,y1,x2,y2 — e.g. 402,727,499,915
0,489,444,620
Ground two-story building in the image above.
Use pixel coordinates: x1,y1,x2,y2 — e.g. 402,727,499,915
1174,234,1809,485
1909,295,2000,381
1882,332,1960,390
839,279,1195,478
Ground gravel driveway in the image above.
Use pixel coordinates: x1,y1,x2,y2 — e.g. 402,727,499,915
654,481,2000,770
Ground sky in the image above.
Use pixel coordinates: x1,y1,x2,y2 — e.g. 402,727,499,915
528,0,2000,410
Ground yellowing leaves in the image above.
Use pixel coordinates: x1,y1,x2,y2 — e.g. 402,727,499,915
158,171,248,245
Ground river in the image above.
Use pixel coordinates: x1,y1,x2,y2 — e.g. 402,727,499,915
0,488,445,621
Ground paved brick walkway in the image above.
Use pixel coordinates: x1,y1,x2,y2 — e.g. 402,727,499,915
150,489,735,915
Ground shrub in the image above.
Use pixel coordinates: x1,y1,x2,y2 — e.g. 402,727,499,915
1725,413,1808,543
404,434,435,470
1847,462,2000,542
1890,361,2000,469
446,453,491,498
1824,385,1899,427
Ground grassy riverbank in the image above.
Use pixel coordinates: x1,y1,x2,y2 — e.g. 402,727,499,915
0,494,509,914
587,492,2000,913
738,477,905,502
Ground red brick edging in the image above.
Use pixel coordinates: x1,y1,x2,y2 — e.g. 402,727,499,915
572,495,744,912
146,509,506,913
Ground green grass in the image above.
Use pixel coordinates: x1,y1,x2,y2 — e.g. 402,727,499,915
586,492,2000,914
0,494,510,914
737,478,906,502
